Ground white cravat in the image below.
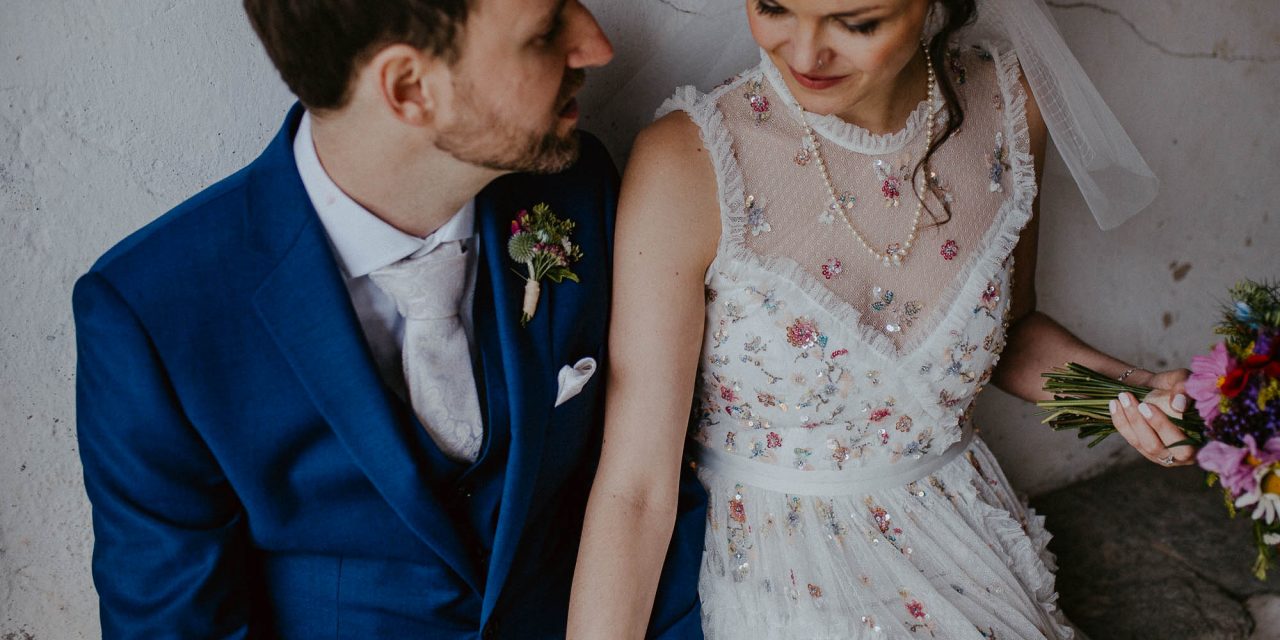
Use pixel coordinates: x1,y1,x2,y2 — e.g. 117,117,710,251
293,111,483,454
368,241,484,462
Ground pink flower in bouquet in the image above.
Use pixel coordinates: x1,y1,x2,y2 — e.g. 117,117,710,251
1187,342,1234,422
1198,435,1280,497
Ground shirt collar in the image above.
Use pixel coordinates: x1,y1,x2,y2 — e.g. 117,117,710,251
293,111,475,279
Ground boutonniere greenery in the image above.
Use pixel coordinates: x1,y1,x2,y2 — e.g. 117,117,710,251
507,203,582,326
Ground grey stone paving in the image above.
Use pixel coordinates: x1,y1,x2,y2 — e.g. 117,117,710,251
1032,461,1280,640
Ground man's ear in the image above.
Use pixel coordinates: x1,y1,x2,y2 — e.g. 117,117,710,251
364,44,451,127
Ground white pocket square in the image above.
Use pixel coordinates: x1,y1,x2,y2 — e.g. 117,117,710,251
555,357,598,407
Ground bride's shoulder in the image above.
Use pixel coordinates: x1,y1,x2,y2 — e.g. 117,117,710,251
624,108,717,212
616,106,720,265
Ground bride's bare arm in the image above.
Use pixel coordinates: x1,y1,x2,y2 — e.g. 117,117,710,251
567,112,720,639
991,72,1194,466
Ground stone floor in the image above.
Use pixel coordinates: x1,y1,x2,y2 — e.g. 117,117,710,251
1032,462,1280,640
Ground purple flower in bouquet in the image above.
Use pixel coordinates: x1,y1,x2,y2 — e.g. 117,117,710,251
1188,342,1233,423
1212,372,1280,447
1197,434,1280,497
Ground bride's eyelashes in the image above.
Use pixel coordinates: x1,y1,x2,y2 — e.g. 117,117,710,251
841,19,881,35
753,0,787,17
753,1,882,36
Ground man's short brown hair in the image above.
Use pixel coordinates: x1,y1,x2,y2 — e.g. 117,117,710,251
243,0,471,111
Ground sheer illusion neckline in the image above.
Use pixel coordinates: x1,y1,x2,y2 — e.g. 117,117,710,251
758,49,944,156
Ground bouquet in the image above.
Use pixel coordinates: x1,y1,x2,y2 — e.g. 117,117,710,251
1038,280,1280,578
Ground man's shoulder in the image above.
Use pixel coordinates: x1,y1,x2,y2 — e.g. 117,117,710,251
84,163,259,305
94,166,251,268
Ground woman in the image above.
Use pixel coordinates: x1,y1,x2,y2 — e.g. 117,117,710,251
570,0,1188,637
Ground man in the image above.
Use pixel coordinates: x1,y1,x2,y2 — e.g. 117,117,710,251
72,1,705,637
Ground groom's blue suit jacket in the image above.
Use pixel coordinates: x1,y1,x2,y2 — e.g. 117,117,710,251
73,106,706,639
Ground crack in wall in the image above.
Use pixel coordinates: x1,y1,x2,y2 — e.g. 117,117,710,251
655,0,704,16
1046,1,1280,63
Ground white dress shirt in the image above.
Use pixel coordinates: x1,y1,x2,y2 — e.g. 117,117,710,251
293,112,479,402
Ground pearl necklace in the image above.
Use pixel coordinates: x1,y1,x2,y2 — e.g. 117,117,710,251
797,43,937,267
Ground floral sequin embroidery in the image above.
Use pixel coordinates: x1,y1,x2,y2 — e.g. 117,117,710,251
821,258,843,280
785,495,803,535
940,239,959,261
817,499,847,538
744,78,771,124
891,429,936,463
828,437,853,469
974,281,1002,318
727,485,753,582
900,590,937,634
793,447,814,470
745,195,771,236
874,158,909,207
870,287,923,334
786,317,827,350
794,142,812,166
987,132,1009,193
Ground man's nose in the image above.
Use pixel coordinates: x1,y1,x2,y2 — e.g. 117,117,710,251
567,1,614,69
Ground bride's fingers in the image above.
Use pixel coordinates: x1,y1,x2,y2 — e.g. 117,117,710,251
1110,394,1165,464
1136,400,1196,465
1142,388,1184,421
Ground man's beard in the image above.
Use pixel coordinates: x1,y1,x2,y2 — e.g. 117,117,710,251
436,69,585,174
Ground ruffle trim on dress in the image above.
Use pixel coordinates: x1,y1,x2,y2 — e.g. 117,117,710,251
957,444,1076,639
757,48,947,157
910,40,1040,440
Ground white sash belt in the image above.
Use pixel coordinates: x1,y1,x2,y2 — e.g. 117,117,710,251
695,425,975,496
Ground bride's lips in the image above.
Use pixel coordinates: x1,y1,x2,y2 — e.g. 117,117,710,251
789,66,850,91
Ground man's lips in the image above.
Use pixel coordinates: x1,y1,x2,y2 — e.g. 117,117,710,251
789,66,850,91
558,96,579,119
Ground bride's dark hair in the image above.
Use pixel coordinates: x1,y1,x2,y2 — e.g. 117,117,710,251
917,0,978,227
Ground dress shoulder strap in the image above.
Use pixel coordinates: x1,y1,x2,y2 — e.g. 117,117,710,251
655,75,754,284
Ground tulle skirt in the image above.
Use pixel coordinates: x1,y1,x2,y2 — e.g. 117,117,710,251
697,436,1076,639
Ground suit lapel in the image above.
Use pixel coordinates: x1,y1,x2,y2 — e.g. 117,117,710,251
475,189,556,616
247,108,480,592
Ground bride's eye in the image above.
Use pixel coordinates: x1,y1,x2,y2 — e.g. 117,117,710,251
841,19,881,35
754,0,787,17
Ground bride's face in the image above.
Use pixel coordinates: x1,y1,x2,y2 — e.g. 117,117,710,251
747,0,930,121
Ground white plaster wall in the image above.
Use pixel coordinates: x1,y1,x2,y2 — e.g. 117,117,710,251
0,0,1275,636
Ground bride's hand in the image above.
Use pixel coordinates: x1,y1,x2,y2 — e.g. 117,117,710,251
1108,368,1197,467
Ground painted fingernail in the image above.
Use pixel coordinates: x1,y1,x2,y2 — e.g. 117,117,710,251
1119,393,1132,408
1172,394,1187,412
1109,399,1118,414
1138,402,1154,419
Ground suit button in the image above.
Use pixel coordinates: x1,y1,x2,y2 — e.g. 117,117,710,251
481,620,497,640
456,483,473,499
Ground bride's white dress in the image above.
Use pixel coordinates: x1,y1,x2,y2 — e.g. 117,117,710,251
661,42,1076,639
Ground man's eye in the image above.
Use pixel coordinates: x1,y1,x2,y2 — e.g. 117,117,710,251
536,19,564,45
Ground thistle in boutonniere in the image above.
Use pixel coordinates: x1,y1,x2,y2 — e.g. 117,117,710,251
507,203,582,326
